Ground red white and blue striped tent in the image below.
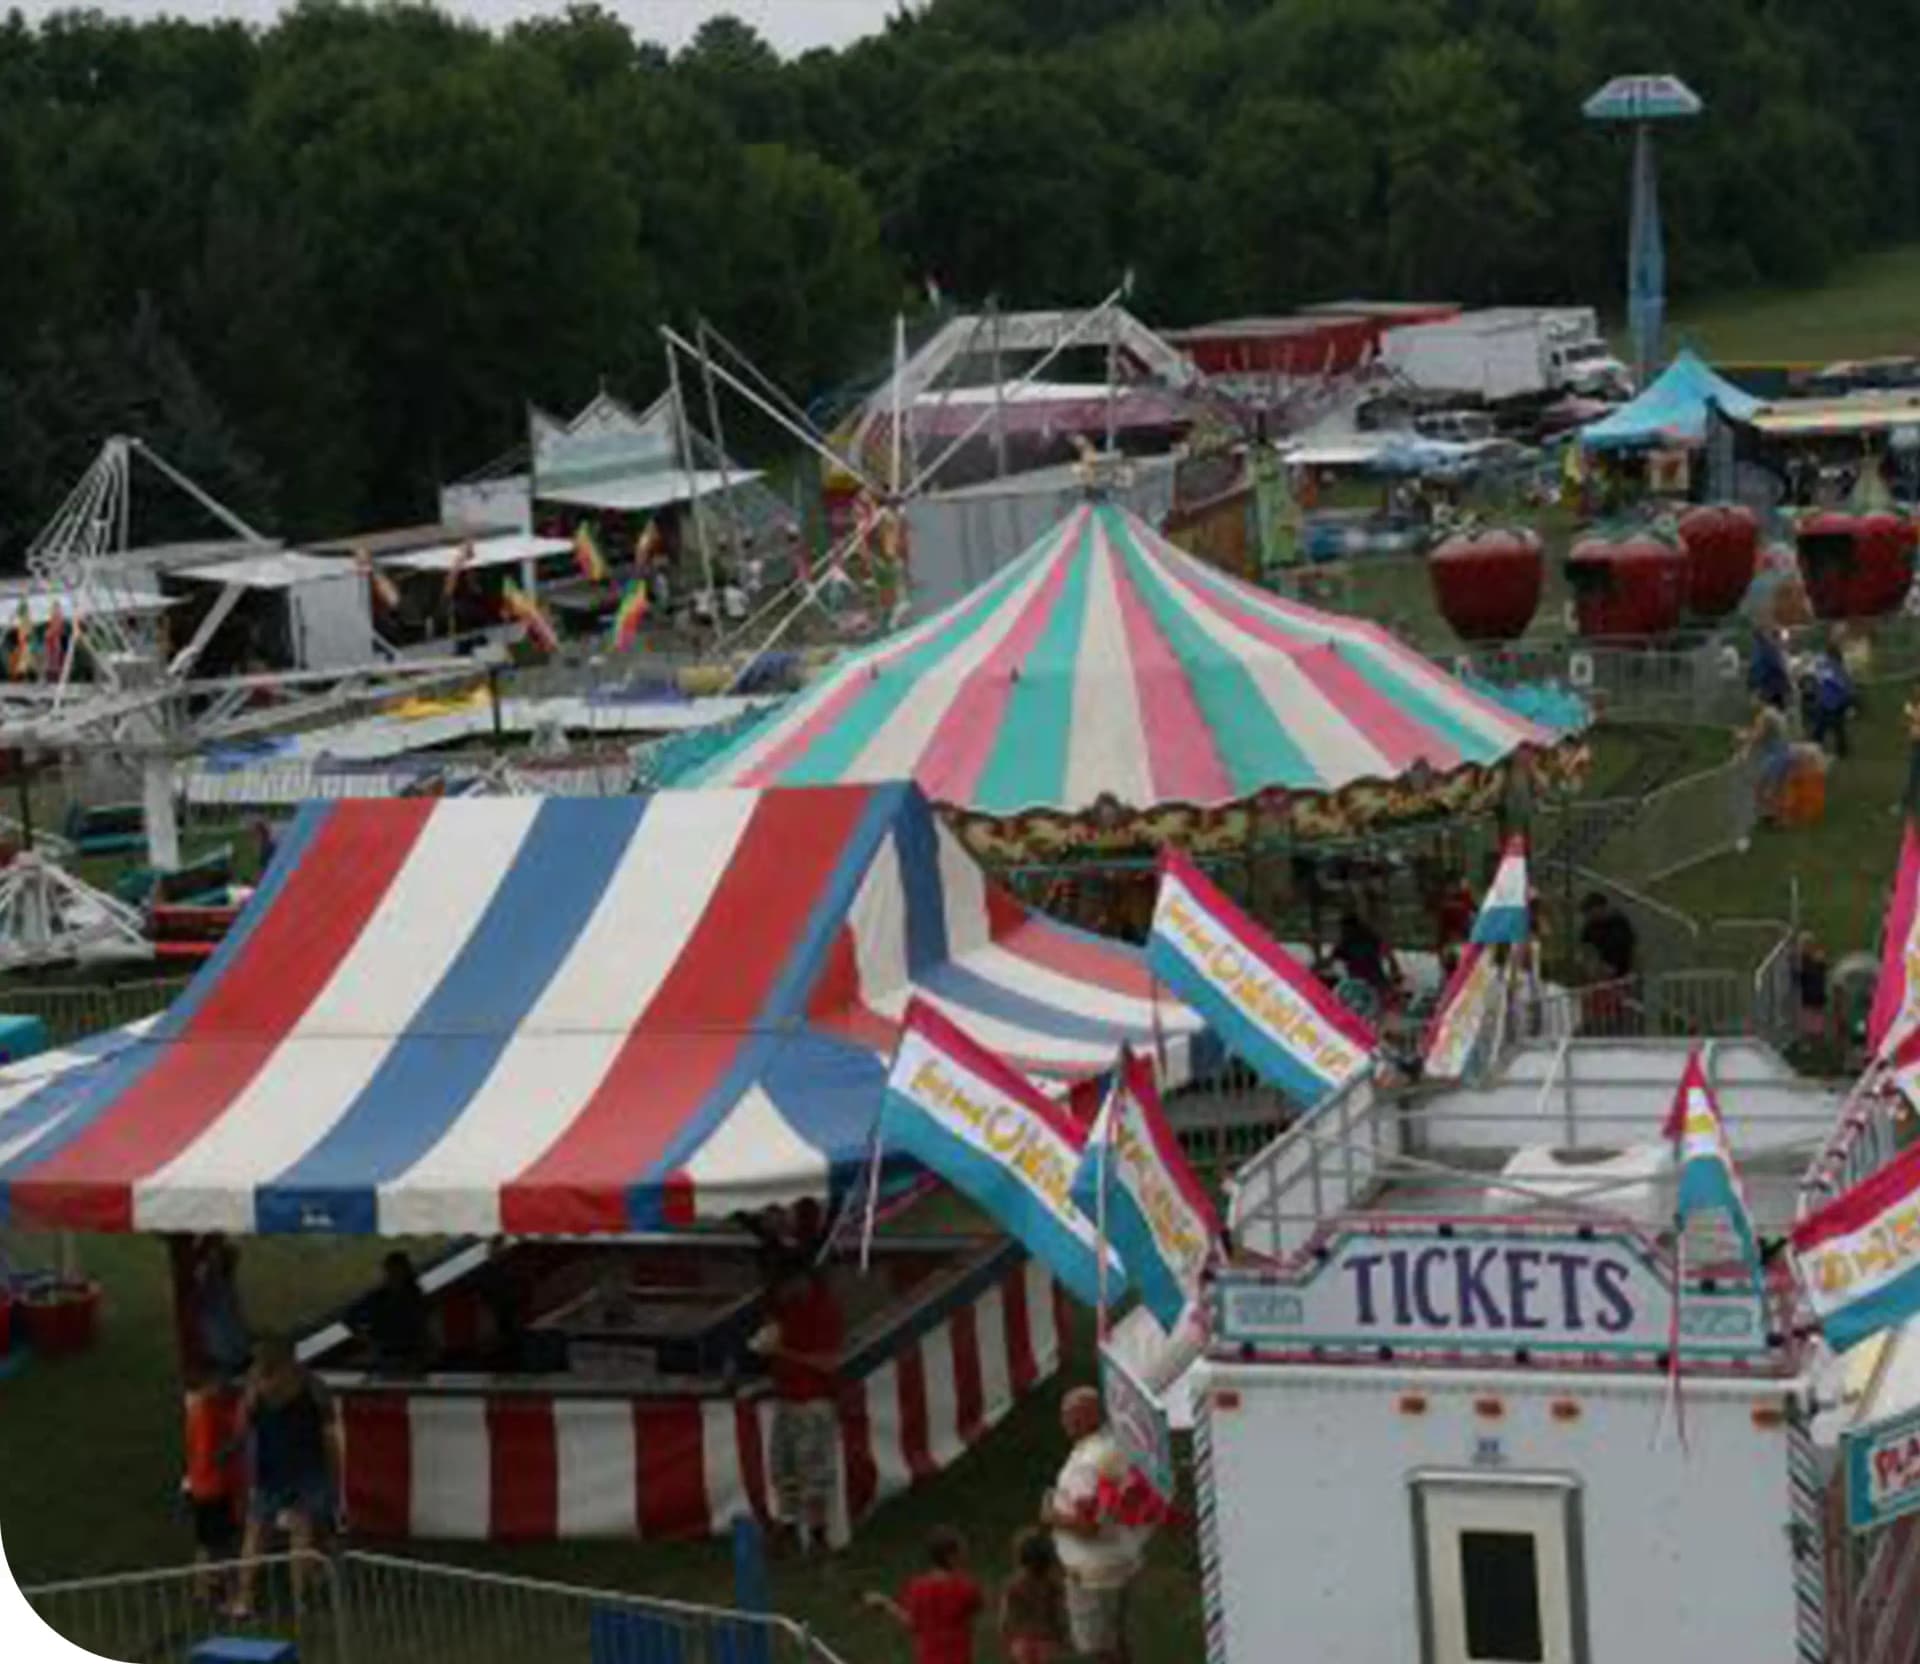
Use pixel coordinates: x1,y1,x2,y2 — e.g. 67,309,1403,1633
0,787,1209,1238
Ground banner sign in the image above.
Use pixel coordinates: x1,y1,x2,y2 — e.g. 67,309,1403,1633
1422,945,1504,1082
1210,1221,1774,1363
1791,1136,1920,1353
881,999,1111,1307
1070,1049,1220,1330
1100,1345,1175,1503
1149,848,1375,1109
1846,1403,1920,1532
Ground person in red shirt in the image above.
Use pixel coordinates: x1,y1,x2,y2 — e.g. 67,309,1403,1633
864,1527,984,1664
759,1265,845,1554
180,1366,241,1603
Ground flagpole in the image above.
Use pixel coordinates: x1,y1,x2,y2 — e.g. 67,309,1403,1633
1095,1053,1125,1344
857,1111,887,1276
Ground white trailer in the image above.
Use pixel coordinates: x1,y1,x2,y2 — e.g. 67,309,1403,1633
1196,1358,1813,1664
1192,1038,1918,1664
1383,308,1629,403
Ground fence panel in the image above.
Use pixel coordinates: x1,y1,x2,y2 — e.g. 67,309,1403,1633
24,1552,853,1664
2,976,188,1045
337,1552,845,1664
25,1553,344,1664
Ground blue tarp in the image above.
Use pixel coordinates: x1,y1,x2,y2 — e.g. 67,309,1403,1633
1580,349,1760,452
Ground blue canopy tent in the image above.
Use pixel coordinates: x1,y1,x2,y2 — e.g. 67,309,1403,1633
1580,349,1760,451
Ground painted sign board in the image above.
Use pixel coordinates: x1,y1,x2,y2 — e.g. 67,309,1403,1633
1101,1345,1175,1502
1210,1221,1774,1363
1846,1402,1920,1532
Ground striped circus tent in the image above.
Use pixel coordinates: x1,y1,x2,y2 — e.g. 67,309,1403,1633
688,500,1584,851
0,786,1210,1238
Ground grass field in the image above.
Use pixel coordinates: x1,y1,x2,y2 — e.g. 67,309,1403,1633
1665,243,1920,366
0,1230,1200,1663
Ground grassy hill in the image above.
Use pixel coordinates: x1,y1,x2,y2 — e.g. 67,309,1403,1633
1665,244,1920,365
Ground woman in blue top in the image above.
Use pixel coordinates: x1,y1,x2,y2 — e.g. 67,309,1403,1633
229,1335,336,1618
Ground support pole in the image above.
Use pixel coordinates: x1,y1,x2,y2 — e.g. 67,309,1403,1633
665,340,722,641
696,319,745,583
990,300,1008,481
890,312,907,499
142,752,181,873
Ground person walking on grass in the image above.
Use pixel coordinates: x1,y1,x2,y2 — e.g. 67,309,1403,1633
863,1527,985,1664
1041,1388,1148,1664
180,1366,241,1605
1000,1528,1069,1664
228,1336,338,1619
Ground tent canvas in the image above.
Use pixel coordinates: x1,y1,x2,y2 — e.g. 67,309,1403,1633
1580,349,1760,451
688,500,1571,822
0,786,1210,1238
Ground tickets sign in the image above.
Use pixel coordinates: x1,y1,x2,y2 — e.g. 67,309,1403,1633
1211,1222,1773,1362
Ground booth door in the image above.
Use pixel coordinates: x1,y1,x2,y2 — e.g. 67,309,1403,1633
1412,1473,1585,1664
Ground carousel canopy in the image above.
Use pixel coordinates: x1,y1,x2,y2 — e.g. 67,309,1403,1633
688,500,1568,823
0,787,1207,1239
1580,349,1760,451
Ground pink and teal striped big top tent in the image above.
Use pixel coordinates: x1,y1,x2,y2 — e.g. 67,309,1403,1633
691,500,1585,853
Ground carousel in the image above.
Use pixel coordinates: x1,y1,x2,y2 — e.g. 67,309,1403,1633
683,495,1589,860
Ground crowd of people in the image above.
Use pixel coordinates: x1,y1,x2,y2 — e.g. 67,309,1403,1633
1741,622,1861,824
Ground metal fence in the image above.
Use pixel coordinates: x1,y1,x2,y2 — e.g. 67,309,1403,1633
24,1551,852,1664
25,1552,346,1664
1538,758,1757,888
1,975,187,1045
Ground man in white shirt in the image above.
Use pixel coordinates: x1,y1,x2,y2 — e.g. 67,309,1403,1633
1040,1387,1147,1663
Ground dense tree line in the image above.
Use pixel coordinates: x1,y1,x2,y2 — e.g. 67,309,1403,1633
0,0,1907,551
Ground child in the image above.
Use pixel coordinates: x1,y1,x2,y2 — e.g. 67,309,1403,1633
863,1527,983,1664
1000,1528,1068,1664
180,1367,240,1601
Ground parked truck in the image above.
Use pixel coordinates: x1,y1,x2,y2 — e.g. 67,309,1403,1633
1382,307,1632,404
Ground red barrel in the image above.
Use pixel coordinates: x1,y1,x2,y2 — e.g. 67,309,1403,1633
1428,529,1544,641
20,1280,101,1358
1566,534,1689,637
1677,505,1760,618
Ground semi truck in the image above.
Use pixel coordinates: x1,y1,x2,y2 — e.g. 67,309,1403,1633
1382,307,1632,404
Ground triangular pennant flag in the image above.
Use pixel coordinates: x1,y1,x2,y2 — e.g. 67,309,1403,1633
1664,1048,1763,1295
1869,822,1920,1062
1470,838,1530,945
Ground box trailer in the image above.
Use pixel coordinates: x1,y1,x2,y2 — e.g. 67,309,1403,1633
1383,308,1630,403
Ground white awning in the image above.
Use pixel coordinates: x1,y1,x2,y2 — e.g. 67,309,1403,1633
174,552,355,592
382,533,573,575
535,468,758,514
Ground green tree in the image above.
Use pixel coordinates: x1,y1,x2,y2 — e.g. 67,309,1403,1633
1381,41,1546,300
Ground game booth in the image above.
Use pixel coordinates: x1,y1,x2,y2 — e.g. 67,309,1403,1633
0,785,1213,1545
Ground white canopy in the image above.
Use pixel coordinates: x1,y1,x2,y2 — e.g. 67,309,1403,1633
382,533,573,575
